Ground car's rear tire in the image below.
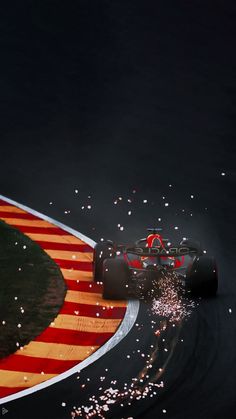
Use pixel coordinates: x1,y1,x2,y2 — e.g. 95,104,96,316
93,242,115,282
185,256,218,297
102,259,130,300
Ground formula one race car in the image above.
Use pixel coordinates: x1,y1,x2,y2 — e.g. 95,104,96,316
93,228,218,300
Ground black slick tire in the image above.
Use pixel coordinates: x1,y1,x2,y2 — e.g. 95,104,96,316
102,259,130,300
93,242,115,282
185,256,218,297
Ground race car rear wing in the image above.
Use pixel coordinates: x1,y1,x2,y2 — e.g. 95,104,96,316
125,245,198,257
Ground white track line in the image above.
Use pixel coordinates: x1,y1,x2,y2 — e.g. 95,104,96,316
0,194,140,405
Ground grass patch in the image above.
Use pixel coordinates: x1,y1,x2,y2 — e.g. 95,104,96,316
0,219,66,359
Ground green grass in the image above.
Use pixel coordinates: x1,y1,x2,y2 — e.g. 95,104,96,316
0,220,66,359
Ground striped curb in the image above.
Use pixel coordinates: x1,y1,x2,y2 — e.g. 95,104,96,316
0,195,139,404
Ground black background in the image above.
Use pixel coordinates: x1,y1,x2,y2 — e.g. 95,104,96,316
0,0,235,244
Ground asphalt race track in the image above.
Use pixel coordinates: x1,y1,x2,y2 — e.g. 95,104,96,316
0,189,235,419
1,1,236,418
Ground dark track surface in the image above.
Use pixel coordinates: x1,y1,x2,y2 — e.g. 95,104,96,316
2,212,236,419
1,1,236,418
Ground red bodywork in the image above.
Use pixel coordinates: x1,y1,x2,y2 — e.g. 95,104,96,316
124,233,185,270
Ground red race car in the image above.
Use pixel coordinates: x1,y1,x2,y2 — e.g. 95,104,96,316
93,228,218,300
